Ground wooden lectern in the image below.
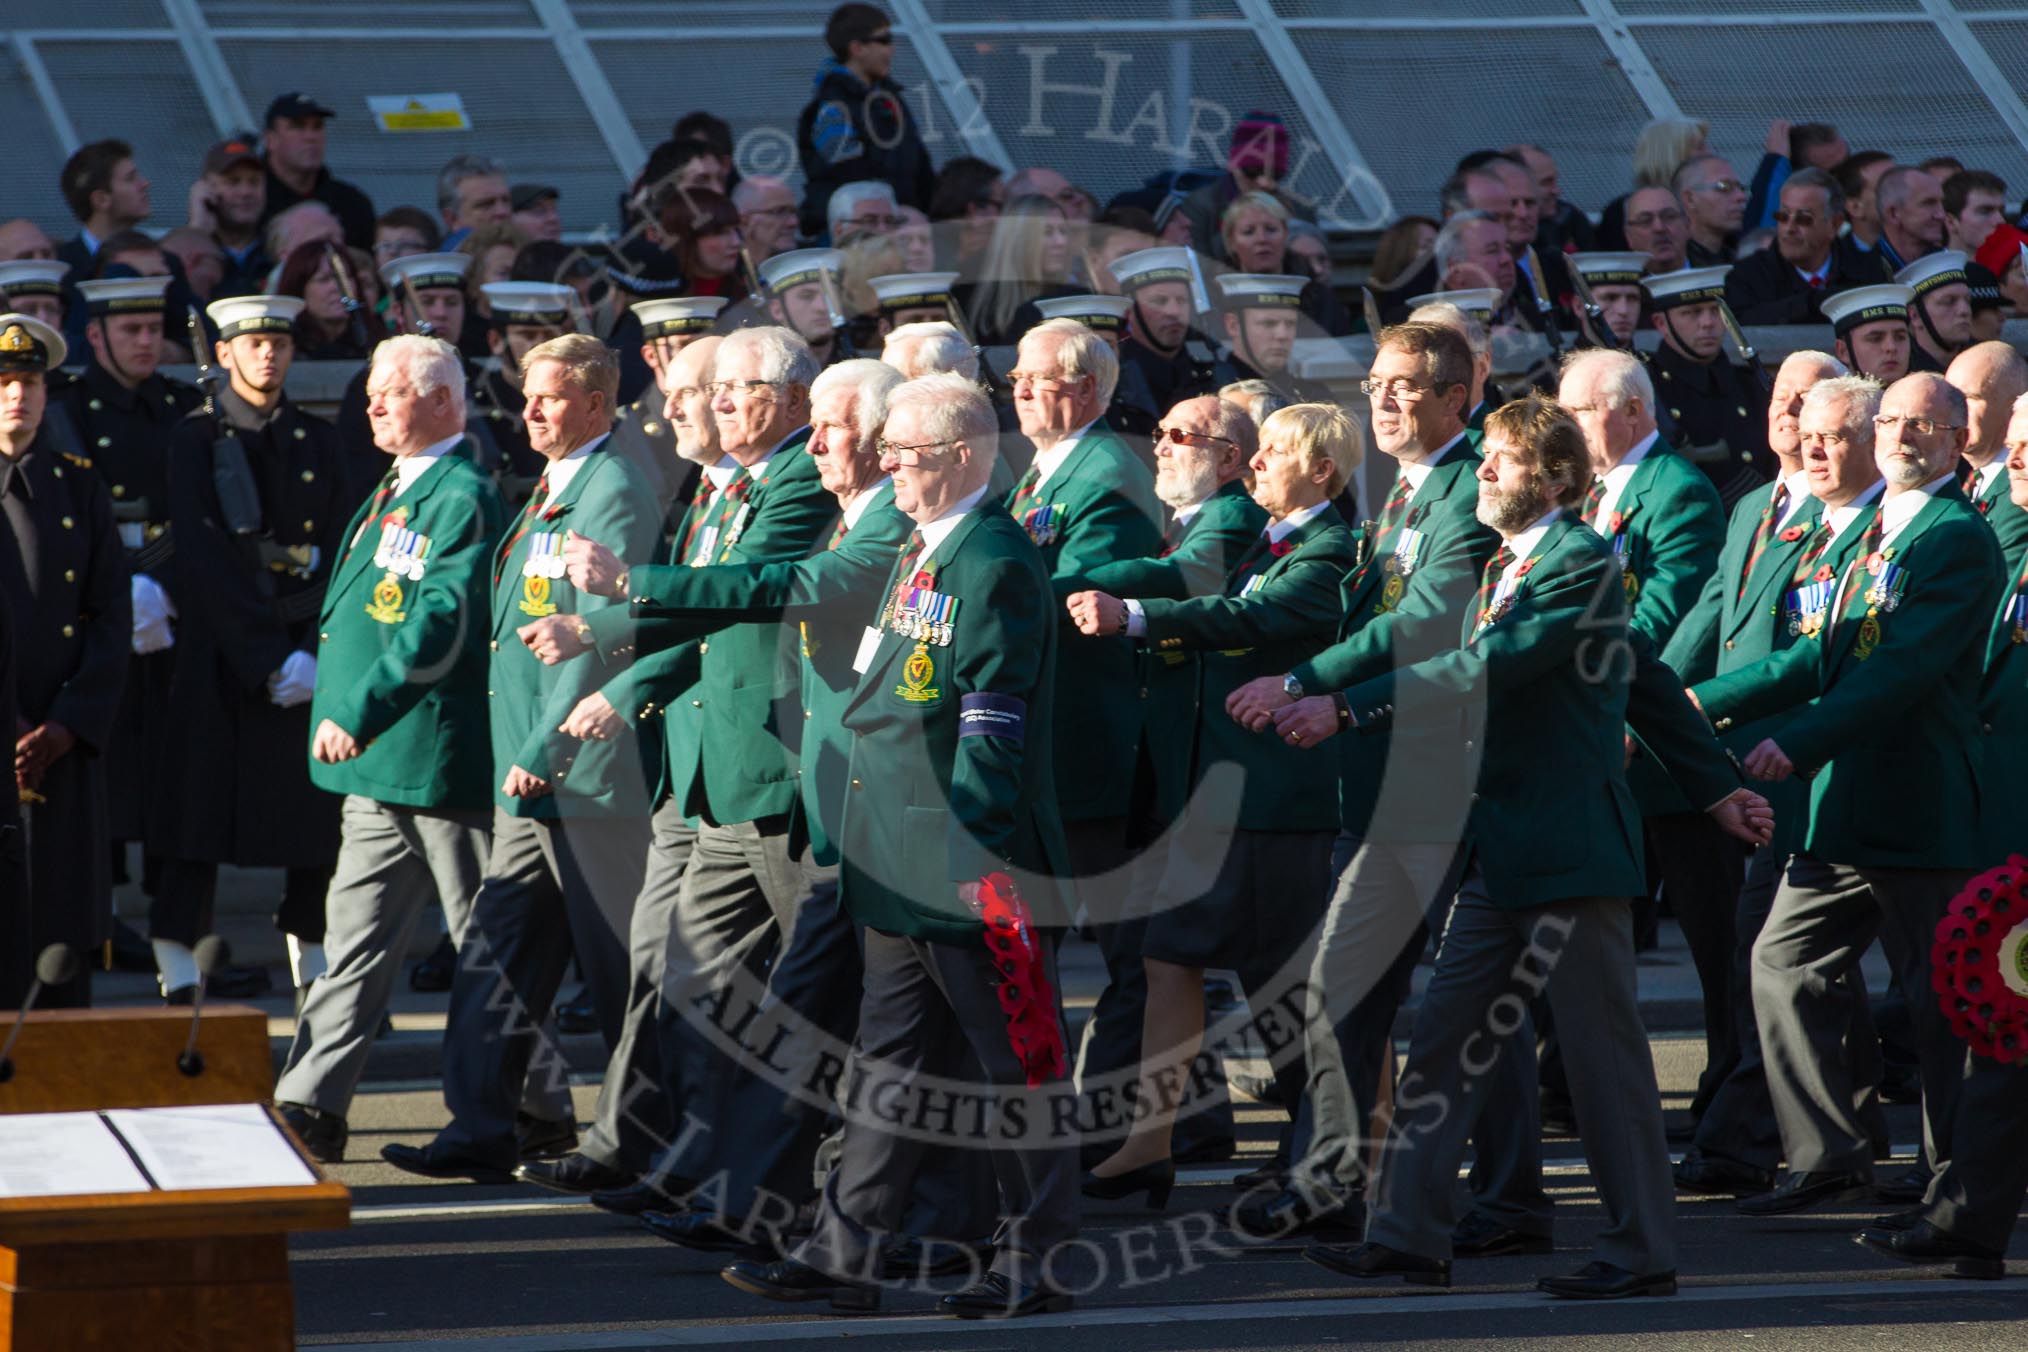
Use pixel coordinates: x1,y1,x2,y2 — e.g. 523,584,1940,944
0,1007,350,1350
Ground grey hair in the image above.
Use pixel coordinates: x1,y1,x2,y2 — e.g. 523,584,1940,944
1561,347,1655,411
882,321,979,380
1875,166,1936,219
1187,395,1261,463
731,175,790,212
1778,348,1849,382
886,371,998,465
811,358,903,455
827,180,898,234
1409,300,1490,359
435,153,507,216
1781,167,1846,221
1218,378,1289,426
372,333,467,411
1025,316,1119,407
2011,389,2028,419
715,324,821,390
1433,210,1498,277
1802,374,1884,444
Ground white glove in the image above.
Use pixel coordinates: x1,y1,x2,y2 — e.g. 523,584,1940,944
131,575,175,654
269,650,317,708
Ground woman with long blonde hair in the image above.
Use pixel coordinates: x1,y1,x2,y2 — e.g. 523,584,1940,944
960,194,1076,346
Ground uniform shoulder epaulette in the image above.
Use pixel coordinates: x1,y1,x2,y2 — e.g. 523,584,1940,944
60,449,92,470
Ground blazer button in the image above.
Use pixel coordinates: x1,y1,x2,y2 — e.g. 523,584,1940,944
61,516,74,529
803,709,811,719
301,470,315,482
691,698,703,707
1984,722,1995,734
851,778,862,790
64,569,75,582
62,624,74,638
1469,792,1480,803
490,640,498,650
319,631,329,642
1724,639,1735,650
699,641,709,653
487,689,495,696
1463,740,1475,752
96,436,111,448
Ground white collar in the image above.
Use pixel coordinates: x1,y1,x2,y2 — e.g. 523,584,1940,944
702,455,739,492
1500,508,1564,581
1029,419,1098,495
538,432,608,496
1391,430,1468,495
1977,458,2008,494
1882,471,1950,543
842,477,889,531
392,432,462,493
1590,430,1658,524
1171,499,1205,526
1266,497,1331,544
917,482,990,555
733,426,803,483
1823,478,1886,539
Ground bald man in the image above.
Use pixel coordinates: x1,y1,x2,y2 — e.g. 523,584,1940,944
1946,340,2028,574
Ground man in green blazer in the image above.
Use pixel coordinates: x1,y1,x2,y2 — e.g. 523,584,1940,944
1003,317,1162,1129
723,374,1080,1319
1945,341,2028,575
1224,322,1498,1238
1049,393,1263,1167
1672,361,1895,1196
1858,432,2028,1277
382,334,662,1183
510,326,839,1199
523,358,911,1240
1067,402,1356,1201
1693,372,2006,1217
275,335,548,1161
1292,396,1767,1299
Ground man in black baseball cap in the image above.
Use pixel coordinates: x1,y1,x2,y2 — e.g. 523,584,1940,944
258,91,377,249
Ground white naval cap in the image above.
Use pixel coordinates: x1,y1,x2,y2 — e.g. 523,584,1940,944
1639,265,1731,309
758,248,843,295
206,293,305,340
381,251,472,294
1033,293,1132,333
482,282,574,327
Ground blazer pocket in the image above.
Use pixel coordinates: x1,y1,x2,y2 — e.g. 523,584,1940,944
900,804,970,925
1851,749,1937,854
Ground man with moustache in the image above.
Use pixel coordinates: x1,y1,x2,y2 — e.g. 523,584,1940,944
1669,364,1894,1195
272,334,518,1161
1693,372,2005,1217
1946,341,2028,573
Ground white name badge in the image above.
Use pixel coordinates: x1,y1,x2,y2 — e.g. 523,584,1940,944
853,626,883,674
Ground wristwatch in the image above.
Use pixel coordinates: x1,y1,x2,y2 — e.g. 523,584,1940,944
570,616,594,647
1282,673,1305,700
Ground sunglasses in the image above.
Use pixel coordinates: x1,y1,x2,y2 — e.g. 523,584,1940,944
861,32,894,45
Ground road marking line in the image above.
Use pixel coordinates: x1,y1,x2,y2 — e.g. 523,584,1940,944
302,1276,2010,1350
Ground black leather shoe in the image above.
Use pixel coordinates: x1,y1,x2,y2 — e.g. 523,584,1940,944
644,1208,774,1258
1538,1260,1677,1299
1878,1070,1922,1105
554,997,599,1036
408,933,456,993
1674,1151,1776,1197
591,1177,694,1217
1080,1158,1174,1210
880,1236,995,1280
278,1102,347,1164
721,1257,878,1311
1874,1164,1932,1204
1304,1240,1451,1287
515,1112,578,1162
1857,1219,2005,1279
1869,1208,1922,1232
164,985,196,1007
514,1151,633,1194
209,962,275,1000
936,1271,1073,1319
1736,1169,1872,1216
380,1139,515,1183
1231,1187,1361,1240
1231,1160,1288,1189
1452,1211,1552,1257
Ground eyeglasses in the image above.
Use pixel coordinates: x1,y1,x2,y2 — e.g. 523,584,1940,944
709,379,779,399
1687,179,1746,195
878,438,955,465
1007,370,1075,389
1626,209,1686,228
848,214,906,232
745,205,797,221
861,32,895,44
1359,376,1439,400
1771,209,1823,227
1873,414,1964,435
1156,426,1237,450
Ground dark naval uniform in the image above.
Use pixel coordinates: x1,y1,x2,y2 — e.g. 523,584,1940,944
154,384,351,947
1644,342,1772,513
0,382,133,1007
55,361,197,849
470,365,545,510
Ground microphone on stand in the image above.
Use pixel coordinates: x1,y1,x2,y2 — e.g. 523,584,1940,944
0,943,82,1084
177,935,231,1078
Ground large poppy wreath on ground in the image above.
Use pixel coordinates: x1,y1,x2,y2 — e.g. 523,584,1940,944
1933,856,2028,1064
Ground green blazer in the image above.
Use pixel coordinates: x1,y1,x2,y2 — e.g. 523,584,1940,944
634,431,837,827
1138,507,1357,832
1290,439,1497,842
1341,513,1648,909
1695,485,2005,869
1008,419,1162,822
1978,561,2028,858
488,443,661,818
1970,466,2028,577
310,447,504,811
1071,480,1267,828
1592,440,1725,650
837,501,1073,945
598,482,911,863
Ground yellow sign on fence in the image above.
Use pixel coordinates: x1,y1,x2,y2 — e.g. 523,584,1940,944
367,94,471,133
